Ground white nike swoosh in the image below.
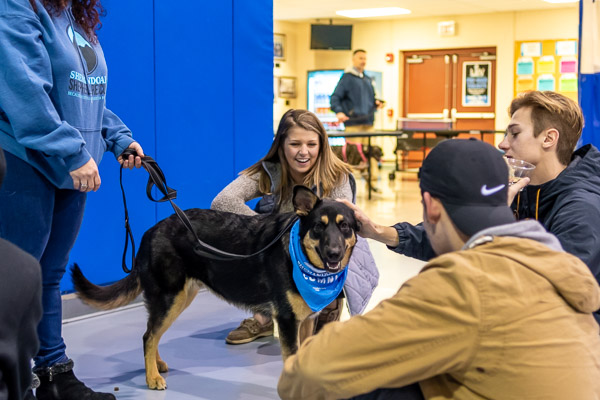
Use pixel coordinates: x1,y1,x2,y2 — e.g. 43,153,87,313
480,184,505,196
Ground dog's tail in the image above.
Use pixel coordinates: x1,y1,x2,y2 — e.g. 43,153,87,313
71,264,142,310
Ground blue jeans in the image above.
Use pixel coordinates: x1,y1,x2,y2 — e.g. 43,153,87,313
0,152,86,368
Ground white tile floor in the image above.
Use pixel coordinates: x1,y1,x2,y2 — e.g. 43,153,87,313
61,167,426,399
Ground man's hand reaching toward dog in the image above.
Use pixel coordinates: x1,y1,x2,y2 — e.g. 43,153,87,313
337,199,400,247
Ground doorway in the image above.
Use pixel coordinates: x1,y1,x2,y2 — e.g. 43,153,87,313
403,47,496,136
397,47,496,168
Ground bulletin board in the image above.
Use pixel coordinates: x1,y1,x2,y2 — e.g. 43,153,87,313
514,39,578,101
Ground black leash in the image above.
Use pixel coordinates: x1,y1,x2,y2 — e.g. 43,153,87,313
119,149,299,273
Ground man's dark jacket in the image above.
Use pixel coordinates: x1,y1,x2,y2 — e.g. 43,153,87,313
330,69,376,127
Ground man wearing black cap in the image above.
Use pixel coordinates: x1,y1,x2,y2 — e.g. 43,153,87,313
278,139,600,400
0,148,43,400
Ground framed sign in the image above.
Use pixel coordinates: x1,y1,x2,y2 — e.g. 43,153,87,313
274,33,286,61
278,76,296,98
462,61,491,107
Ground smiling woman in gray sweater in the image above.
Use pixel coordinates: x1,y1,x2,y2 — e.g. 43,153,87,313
212,109,379,345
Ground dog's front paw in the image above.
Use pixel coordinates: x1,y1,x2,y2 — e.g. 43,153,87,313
157,359,169,373
147,374,167,390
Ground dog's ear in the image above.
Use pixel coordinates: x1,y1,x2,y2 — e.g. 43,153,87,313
354,219,362,233
292,186,319,216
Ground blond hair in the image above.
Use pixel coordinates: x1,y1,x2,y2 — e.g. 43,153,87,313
509,91,583,165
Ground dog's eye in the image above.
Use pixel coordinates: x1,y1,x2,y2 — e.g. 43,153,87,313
339,221,350,233
313,222,325,234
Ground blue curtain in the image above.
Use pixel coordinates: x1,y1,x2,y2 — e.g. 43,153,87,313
578,0,600,148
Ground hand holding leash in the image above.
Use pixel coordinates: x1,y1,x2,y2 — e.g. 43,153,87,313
118,142,145,169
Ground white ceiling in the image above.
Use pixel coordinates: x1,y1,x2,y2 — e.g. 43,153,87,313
274,0,578,22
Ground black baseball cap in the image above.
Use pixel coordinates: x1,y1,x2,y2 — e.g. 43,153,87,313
418,138,515,237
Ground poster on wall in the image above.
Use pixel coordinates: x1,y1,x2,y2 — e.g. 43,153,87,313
462,61,491,107
514,39,578,101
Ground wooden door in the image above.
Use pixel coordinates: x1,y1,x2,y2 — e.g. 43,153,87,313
404,50,451,120
403,47,497,144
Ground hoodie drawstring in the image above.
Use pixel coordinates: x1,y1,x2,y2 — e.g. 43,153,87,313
515,188,541,220
535,188,541,220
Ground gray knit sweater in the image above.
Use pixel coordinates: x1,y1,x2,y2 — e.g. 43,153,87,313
211,161,378,315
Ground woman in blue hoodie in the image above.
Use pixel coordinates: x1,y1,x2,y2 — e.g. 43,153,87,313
0,0,144,399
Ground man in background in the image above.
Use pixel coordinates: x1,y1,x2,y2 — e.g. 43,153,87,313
331,49,383,191
278,139,600,400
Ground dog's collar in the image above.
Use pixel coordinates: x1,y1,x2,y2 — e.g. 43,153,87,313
289,220,348,312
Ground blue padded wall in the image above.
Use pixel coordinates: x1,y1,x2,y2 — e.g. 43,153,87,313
63,0,274,292
232,0,275,175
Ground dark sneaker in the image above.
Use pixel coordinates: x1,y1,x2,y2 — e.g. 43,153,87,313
225,318,274,344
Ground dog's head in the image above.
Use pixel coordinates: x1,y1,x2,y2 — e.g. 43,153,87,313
292,186,361,273
365,145,383,162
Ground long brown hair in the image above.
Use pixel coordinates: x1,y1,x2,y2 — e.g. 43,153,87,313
243,109,352,204
29,0,105,43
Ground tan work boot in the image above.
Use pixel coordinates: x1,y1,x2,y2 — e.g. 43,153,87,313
225,317,274,344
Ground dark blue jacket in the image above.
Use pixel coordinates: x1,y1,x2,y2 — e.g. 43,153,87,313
330,69,376,127
390,144,600,322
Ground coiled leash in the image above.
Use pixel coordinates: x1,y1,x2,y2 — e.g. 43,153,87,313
119,148,298,273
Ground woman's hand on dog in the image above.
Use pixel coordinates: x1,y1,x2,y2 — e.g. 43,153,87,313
337,199,400,247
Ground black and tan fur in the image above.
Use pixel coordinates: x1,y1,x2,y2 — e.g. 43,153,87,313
71,186,360,390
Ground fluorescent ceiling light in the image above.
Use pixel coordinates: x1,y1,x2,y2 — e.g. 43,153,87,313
335,7,411,18
543,0,578,3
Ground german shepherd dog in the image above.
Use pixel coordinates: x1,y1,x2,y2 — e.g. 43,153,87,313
71,186,360,390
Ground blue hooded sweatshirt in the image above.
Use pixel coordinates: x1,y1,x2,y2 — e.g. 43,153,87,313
0,0,133,189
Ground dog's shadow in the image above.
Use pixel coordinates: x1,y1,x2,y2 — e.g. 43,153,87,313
190,326,233,341
191,324,282,357
89,324,283,398
96,367,280,399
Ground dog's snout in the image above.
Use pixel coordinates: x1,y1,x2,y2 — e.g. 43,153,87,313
325,244,343,260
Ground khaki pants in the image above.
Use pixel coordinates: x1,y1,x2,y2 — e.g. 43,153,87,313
344,125,379,188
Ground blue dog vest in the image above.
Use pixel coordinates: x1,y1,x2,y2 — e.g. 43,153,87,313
288,220,348,312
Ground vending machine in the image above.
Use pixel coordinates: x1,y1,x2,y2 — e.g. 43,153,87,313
307,69,383,132
306,69,345,133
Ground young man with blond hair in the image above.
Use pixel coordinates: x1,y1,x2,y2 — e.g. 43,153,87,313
499,91,600,302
